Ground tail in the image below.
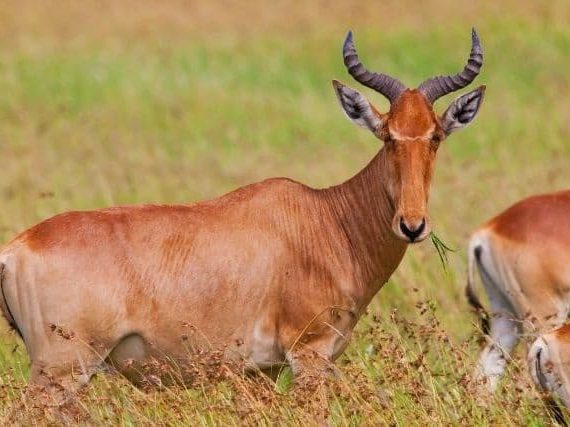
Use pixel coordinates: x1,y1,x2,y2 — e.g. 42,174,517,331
466,239,490,336
0,263,22,339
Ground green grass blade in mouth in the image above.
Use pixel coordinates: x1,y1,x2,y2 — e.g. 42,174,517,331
429,231,456,272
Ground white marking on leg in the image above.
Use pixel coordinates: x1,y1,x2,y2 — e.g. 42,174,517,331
477,312,519,391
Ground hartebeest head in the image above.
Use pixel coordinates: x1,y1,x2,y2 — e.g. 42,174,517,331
333,28,485,243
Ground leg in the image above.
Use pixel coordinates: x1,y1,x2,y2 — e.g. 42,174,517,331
476,311,520,391
473,262,521,392
286,346,336,389
286,346,335,422
282,304,356,421
15,343,107,423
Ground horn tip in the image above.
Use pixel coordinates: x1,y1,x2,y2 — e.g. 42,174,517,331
471,27,481,46
343,30,354,49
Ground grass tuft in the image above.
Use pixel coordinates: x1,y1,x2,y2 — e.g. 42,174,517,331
429,231,456,272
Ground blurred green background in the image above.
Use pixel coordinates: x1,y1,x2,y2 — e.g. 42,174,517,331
0,0,569,423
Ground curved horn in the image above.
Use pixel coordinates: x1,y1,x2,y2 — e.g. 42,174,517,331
418,28,483,104
343,31,406,103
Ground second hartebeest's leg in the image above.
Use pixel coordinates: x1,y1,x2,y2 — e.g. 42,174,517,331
476,310,520,392
474,266,521,392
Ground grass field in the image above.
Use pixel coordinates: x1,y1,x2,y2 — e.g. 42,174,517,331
0,0,569,424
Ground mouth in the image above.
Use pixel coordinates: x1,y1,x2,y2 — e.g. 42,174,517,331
402,232,429,244
392,230,430,243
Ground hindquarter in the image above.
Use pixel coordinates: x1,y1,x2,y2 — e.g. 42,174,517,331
479,230,570,331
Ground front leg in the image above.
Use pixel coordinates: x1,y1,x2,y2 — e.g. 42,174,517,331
286,345,337,390
284,306,356,389
285,345,336,423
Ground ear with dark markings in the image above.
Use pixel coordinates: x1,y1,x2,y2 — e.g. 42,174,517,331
441,85,486,135
332,80,383,134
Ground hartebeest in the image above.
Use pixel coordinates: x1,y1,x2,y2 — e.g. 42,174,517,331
467,190,570,392
529,323,570,423
0,30,484,400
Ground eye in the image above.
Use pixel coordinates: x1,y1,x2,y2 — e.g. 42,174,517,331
382,131,394,144
431,133,442,145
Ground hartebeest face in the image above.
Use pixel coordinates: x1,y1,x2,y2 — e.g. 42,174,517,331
333,29,485,242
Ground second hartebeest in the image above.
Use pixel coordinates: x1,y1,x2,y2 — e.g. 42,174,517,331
529,324,570,424
0,29,484,401
467,190,570,393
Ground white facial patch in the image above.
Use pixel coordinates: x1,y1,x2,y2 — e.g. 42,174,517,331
389,123,435,141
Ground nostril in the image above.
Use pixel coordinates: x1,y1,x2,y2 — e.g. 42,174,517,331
417,218,426,235
400,217,426,242
399,217,409,235
399,217,415,238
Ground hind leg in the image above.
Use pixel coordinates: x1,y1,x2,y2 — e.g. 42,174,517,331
476,311,520,391
475,273,521,392
15,342,109,423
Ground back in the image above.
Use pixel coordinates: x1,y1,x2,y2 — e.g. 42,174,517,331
487,190,570,244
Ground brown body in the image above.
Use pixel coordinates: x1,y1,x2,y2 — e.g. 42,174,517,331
1,168,405,385
0,30,485,396
467,190,570,392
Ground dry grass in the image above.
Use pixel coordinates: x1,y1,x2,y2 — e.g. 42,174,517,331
0,0,569,424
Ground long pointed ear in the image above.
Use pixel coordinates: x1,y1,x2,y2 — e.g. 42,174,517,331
441,85,486,135
332,80,383,134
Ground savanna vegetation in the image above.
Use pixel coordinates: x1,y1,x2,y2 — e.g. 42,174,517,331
0,1,569,424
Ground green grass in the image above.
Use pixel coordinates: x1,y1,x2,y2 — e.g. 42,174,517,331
1,1,569,424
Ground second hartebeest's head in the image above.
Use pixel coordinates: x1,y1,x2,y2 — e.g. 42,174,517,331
333,28,485,243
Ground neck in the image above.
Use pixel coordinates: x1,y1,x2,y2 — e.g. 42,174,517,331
320,148,408,301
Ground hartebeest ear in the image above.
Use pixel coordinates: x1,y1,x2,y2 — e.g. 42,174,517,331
332,80,383,134
441,85,486,135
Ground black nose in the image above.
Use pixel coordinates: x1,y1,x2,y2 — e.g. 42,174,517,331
400,218,426,242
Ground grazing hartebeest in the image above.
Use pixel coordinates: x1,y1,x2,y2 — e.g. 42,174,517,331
529,324,570,424
467,190,570,392
0,30,484,398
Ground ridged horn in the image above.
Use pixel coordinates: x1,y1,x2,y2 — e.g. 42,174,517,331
343,30,406,103
418,28,483,104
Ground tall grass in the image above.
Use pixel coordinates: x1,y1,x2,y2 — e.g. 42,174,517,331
0,1,569,424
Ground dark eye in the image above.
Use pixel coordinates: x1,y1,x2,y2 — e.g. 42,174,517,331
431,134,442,144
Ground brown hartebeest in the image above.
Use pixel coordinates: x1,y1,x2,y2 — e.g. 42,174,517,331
529,324,570,424
467,190,570,393
0,30,484,400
